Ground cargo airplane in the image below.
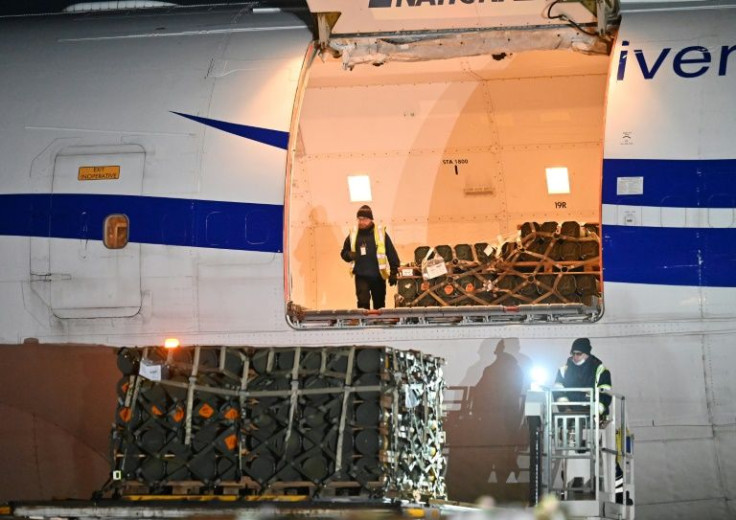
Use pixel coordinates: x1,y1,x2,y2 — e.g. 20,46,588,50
0,0,735,518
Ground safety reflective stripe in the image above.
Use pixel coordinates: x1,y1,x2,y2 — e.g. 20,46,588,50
596,364,611,415
349,228,358,250
595,364,608,387
349,227,358,275
374,225,390,280
349,225,390,280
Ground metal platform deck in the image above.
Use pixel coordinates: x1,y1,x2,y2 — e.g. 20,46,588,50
5,497,476,520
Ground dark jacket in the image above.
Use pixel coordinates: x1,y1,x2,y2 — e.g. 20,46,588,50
555,354,612,412
340,223,400,279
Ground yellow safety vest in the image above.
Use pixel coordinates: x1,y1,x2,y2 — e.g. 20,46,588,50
349,224,390,280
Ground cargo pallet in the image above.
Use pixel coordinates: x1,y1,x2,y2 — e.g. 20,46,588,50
107,346,446,504
396,221,601,309
107,477,385,498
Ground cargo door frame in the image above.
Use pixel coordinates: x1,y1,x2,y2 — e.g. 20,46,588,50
284,0,618,329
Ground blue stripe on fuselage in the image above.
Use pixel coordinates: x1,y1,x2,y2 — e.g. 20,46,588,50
602,225,736,287
0,193,283,253
603,158,736,207
4,155,736,287
602,157,736,287
172,112,289,150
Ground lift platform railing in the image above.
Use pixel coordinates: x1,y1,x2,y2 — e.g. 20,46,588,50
525,386,634,519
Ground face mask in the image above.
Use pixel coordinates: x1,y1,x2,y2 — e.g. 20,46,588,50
573,356,587,366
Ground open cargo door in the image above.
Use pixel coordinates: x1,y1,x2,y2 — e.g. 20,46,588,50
306,0,618,67
286,0,620,328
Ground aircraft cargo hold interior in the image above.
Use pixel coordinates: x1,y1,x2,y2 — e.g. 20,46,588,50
287,47,609,323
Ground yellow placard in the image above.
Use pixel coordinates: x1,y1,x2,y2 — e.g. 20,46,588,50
78,165,120,180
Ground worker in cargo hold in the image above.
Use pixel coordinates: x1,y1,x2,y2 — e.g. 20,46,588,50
554,337,612,416
340,205,400,309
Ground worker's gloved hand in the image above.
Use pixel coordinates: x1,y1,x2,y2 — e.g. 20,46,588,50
388,270,398,286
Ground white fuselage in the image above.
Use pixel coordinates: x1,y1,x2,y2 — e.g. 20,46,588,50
0,4,735,518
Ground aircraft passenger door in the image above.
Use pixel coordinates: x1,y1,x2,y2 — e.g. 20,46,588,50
48,145,144,319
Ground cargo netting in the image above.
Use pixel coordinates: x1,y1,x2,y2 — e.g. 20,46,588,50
396,221,600,308
106,346,446,500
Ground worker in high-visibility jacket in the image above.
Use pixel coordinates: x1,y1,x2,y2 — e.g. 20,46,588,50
555,338,631,504
340,205,400,309
554,337,613,416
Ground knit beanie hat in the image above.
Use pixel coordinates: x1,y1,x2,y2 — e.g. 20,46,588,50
357,205,373,220
571,337,592,355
